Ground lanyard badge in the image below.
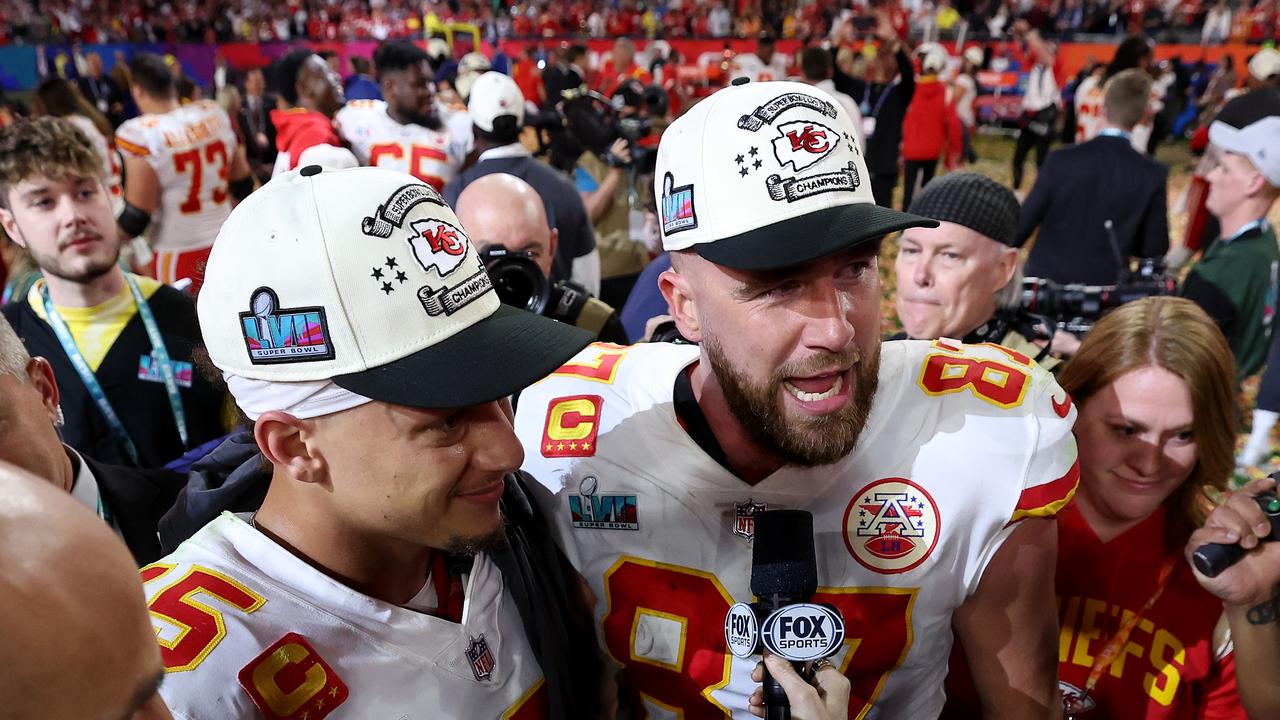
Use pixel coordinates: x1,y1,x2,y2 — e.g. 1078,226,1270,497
42,275,189,464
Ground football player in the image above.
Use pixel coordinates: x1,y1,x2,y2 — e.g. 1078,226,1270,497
336,40,467,192
115,53,253,293
516,81,1079,719
146,166,603,719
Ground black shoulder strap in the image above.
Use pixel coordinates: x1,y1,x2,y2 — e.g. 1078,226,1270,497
493,472,603,719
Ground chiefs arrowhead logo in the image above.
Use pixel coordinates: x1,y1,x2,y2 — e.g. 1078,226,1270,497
771,120,837,172
1051,391,1072,418
407,218,469,277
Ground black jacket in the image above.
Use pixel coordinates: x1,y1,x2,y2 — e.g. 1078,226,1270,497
862,48,917,176
237,92,278,167
83,453,185,565
1018,134,1170,285
2,284,228,469
159,432,603,719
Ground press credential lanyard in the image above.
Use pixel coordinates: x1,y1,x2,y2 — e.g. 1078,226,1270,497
42,275,188,464
1077,554,1179,707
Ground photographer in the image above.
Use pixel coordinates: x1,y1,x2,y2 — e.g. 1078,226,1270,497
444,71,601,297
456,173,628,344
1180,90,1280,382
573,79,655,300
893,173,1057,367
1010,21,1060,192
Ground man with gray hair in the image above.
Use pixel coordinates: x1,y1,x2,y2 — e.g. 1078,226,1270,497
0,314,183,564
1017,68,1170,285
893,172,1059,367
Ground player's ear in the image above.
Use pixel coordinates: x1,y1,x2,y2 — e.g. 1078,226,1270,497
659,254,703,342
546,227,559,261
0,206,24,249
255,412,327,484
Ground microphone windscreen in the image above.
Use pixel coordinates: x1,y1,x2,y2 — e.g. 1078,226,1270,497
750,509,818,598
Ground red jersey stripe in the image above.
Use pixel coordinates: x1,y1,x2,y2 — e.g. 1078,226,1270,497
1010,460,1080,524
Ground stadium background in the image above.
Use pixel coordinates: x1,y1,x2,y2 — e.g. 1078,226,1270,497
2,21,1279,478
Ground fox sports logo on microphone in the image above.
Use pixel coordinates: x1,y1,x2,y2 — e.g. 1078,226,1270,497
759,603,845,662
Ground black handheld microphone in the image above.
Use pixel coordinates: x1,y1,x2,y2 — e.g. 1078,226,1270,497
751,510,819,720
1192,492,1280,578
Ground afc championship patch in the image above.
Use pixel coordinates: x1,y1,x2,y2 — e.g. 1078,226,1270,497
239,287,335,365
659,172,697,236
568,475,639,531
843,478,941,574
541,394,602,458
237,632,349,720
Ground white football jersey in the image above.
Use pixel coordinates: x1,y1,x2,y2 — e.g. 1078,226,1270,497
335,99,465,191
65,114,124,212
515,340,1079,720
144,513,549,720
116,100,239,252
730,53,790,83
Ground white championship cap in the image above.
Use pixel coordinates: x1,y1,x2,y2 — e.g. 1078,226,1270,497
467,71,525,132
1249,48,1280,83
654,79,935,270
198,165,590,410
1209,89,1280,188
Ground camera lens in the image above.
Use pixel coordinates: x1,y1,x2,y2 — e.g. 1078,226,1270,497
481,249,551,315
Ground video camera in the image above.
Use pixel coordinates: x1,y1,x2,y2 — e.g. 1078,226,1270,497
480,246,596,327
526,83,661,176
1021,258,1176,335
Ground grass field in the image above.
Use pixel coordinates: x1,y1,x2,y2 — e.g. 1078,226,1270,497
881,133,1280,479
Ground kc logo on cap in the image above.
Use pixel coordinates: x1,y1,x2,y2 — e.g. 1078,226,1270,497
652,80,936,271
198,165,594,410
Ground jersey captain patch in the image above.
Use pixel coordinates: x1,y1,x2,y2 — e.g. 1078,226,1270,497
844,478,941,574
541,395,602,457
238,632,349,720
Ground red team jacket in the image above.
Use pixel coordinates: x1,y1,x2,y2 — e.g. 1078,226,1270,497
270,107,343,172
901,76,963,166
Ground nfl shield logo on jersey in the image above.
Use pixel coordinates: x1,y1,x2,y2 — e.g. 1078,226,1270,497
466,634,496,682
733,499,768,541
843,478,941,574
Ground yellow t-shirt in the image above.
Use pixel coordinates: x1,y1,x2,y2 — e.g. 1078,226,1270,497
28,273,164,372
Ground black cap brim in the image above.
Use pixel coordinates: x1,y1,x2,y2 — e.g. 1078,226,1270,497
332,304,593,409
693,202,939,271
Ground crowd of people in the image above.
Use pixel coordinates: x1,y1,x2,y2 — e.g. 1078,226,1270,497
4,0,1280,46
3,9,1280,720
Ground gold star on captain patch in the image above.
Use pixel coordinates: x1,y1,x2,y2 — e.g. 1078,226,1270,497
300,712,309,720
329,686,339,699
581,442,591,451
569,441,578,450
545,443,554,452
556,442,566,451
315,697,325,710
